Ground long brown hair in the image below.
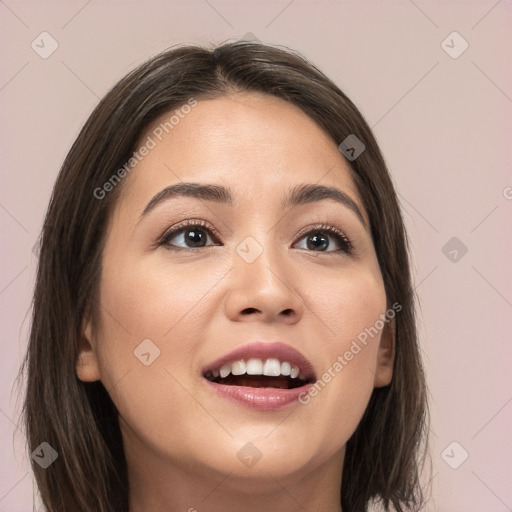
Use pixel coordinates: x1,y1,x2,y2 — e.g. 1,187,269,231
18,40,430,511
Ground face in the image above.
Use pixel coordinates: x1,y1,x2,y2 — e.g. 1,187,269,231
78,92,394,500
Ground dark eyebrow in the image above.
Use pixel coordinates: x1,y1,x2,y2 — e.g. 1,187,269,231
140,181,368,230
282,183,368,230
140,182,233,217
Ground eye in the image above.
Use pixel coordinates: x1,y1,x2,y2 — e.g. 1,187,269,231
158,220,353,254
294,224,353,254
159,220,220,250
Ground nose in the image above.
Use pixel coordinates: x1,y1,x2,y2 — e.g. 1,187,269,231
223,241,304,324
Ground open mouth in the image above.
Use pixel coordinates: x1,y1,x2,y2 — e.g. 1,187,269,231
203,357,313,390
202,343,316,410
204,372,309,389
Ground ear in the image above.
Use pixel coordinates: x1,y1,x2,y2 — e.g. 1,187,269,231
374,318,395,388
76,320,101,382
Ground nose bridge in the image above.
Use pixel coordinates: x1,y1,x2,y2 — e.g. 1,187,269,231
224,231,303,322
236,232,286,287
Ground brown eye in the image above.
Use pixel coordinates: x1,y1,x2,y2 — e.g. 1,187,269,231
294,225,353,254
159,221,220,250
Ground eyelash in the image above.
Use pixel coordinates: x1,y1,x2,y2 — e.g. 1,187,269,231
157,219,354,255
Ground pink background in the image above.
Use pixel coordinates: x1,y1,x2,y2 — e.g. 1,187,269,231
1,1,511,510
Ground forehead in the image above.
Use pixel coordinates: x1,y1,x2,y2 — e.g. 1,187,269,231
118,92,366,220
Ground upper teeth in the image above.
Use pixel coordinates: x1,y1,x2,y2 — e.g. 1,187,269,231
214,358,301,379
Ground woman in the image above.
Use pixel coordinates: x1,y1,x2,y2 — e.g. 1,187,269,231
20,40,430,511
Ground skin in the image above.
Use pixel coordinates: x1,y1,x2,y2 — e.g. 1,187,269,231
77,92,395,512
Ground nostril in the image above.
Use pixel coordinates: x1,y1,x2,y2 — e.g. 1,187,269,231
242,307,260,315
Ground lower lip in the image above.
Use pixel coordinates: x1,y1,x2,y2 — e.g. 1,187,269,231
204,379,312,411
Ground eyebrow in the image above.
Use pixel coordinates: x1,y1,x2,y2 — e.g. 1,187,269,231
140,182,368,230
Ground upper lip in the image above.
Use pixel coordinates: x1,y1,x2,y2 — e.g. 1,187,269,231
202,341,316,381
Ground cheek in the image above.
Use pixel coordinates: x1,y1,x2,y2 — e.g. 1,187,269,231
91,250,230,420
100,252,228,334
90,255,224,454
96,250,230,365
306,264,387,351
293,267,386,443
